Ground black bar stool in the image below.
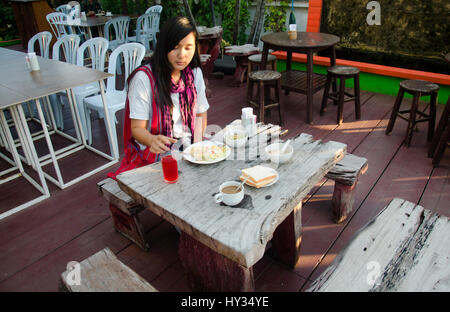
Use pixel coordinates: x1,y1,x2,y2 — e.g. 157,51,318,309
385,79,439,147
320,65,361,124
246,70,283,125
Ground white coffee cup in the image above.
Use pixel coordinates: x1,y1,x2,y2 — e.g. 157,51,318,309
214,181,244,206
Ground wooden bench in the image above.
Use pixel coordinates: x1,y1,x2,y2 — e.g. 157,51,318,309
307,198,450,291
325,153,368,223
60,247,158,292
97,178,149,251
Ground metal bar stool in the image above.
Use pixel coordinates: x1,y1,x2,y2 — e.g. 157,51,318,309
246,70,283,125
320,65,361,124
385,79,439,147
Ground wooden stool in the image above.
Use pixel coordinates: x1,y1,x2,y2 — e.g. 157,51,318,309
428,96,449,166
246,70,283,125
321,65,361,124
247,54,277,82
97,178,150,251
386,79,439,147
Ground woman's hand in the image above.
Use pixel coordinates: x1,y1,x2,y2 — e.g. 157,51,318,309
148,134,177,154
130,119,177,154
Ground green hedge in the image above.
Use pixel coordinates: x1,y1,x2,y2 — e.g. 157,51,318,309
321,0,450,74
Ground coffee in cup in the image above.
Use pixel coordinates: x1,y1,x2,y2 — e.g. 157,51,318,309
214,181,244,206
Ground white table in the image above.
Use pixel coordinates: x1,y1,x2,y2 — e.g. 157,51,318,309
0,47,118,219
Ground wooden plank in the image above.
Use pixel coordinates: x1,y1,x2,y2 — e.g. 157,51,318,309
307,198,424,291
61,247,157,292
308,198,450,291
116,133,346,268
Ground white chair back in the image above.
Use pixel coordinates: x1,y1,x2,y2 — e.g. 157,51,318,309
47,12,69,39
27,31,53,58
56,4,71,14
145,5,163,14
104,16,131,47
144,5,162,33
135,12,159,52
76,37,109,71
52,35,80,64
106,43,145,94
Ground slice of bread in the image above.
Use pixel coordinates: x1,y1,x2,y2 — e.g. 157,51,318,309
241,165,277,184
240,175,276,188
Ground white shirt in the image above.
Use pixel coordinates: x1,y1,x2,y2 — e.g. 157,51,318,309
128,66,209,149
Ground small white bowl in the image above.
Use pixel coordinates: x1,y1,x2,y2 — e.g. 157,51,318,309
265,142,293,164
224,129,247,148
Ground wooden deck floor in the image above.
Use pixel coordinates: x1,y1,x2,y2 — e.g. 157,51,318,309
0,65,448,292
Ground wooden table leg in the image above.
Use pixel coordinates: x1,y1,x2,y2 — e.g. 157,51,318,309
229,55,250,87
271,201,302,267
178,232,255,292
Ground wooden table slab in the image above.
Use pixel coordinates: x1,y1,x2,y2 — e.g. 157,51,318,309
308,198,450,291
116,132,346,291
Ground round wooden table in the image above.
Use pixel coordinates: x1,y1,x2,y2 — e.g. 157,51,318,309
261,32,340,124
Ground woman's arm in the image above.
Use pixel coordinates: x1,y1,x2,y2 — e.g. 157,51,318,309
131,119,177,153
193,112,207,143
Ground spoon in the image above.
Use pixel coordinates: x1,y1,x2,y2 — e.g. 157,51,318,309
235,175,250,192
280,139,291,153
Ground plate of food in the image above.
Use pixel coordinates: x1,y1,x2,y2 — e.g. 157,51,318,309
239,165,279,188
183,140,231,164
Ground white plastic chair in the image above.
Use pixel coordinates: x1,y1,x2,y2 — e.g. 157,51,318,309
28,31,53,58
24,32,54,121
56,4,71,14
145,5,162,37
46,12,70,39
104,16,131,74
51,35,81,130
128,12,159,52
104,16,131,51
84,43,145,156
72,37,109,138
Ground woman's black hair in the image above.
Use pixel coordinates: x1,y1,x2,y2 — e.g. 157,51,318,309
145,16,201,110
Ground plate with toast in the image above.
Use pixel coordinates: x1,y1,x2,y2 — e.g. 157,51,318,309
183,141,231,164
239,165,279,188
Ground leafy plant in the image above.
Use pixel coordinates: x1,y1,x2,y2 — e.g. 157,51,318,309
219,0,249,45
0,3,18,41
263,0,289,33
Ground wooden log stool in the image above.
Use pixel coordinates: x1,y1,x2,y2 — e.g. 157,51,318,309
385,79,439,147
246,70,283,125
97,178,150,251
428,96,450,166
247,54,277,83
325,153,368,223
60,247,157,292
320,65,361,124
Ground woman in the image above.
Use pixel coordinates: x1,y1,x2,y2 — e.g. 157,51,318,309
108,16,209,179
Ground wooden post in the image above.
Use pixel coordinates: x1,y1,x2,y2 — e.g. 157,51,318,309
178,232,255,292
271,201,302,267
